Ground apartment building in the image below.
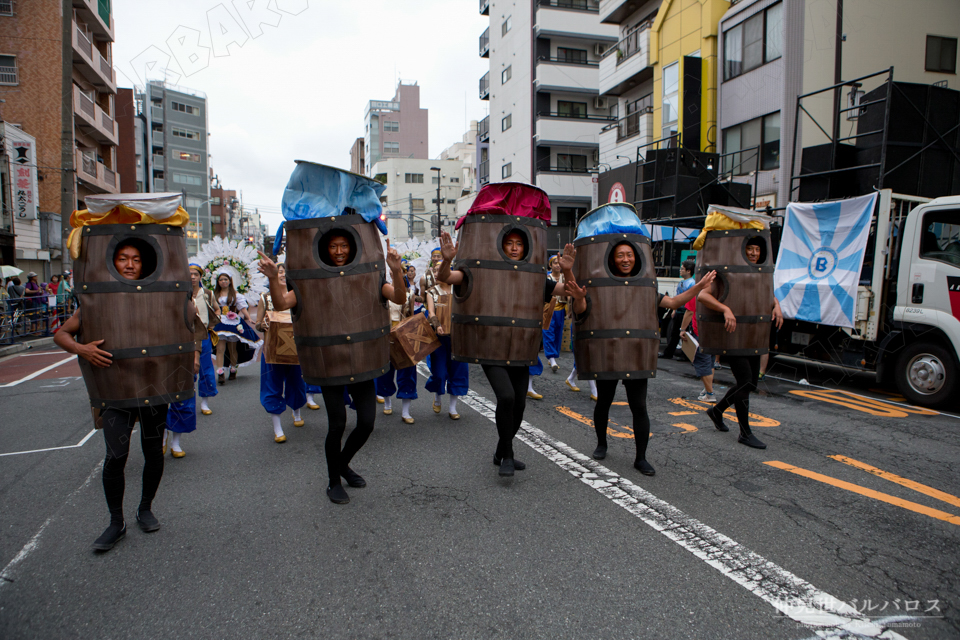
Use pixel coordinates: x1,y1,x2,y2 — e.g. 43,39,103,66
372,158,464,241
362,82,429,176
144,80,212,247
0,0,119,276
349,137,365,175
479,0,619,251
440,120,479,197
210,185,238,240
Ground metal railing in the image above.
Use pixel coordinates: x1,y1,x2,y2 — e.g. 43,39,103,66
80,153,97,177
537,111,615,121
604,20,652,64
537,0,597,12
479,27,489,57
78,90,96,118
100,110,113,130
75,25,93,58
479,0,489,15
103,166,116,187
0,65,17,85
537,55,598,67
478,116,489,142
1,295,77,346
478,160,490,186
479,72,490,100
99,50,112,78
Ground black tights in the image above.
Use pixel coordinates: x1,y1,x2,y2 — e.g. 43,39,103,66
481,364,529,460
594,379,650,462
715,355,760,435
101,405,167,524
320,380,377,487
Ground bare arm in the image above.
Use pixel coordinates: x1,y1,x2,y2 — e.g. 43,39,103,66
436,231,464,286
53,310,113,368
556,243,577,294
772,297,784,330
660,271,717,310
564,280,588,314
679,308,693,341
257,250,298,311
698,288,736,333
380,245,408,305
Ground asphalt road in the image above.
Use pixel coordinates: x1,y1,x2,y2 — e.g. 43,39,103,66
0,347,958,639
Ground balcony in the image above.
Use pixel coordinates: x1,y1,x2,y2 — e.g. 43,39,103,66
535,172,593,199
599,0,640,24
152,130,164,146
535,56,600,93
153,179,166,192
73,85,117,145
478,116,490,143
479,72,490,100
599,23,652,96
479,0,489,15
75,149,119,194
478,160,490,186
535,113,613,147
535,2,618,41
151,105,163,122
72,0,114,40
153,154,164,168
538,0,597,12
598,112,653,167
480,27,489,58
71,20,116,93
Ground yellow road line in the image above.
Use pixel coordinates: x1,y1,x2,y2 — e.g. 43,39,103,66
764,461,960,526
555,406,635,438
828,455,960,510
672,423,698,433
667,398,780,428
789,389,938,417
669,411,698,416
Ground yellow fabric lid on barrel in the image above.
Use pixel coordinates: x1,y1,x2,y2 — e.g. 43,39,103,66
68,193,190,259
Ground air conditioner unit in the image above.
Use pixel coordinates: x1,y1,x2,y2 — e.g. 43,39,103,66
594,96,609,109
594,43,607,56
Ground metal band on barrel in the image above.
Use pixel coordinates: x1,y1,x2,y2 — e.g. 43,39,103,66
451,314,542,328
283,214,367,231
78,280,191,294
303,364,390,387
81,224,185,237
89,390,194,410
699,265,774,274
286,262,382,280
459,215,546,229
697,314,769,324
454,260,546,274
700,347,770,356
451,355,539,367
577,370,657,380
573,233,651,247
705,229,770,239
294,326,390,348
574,329,660,339
107,342,198,359
578,277,657,288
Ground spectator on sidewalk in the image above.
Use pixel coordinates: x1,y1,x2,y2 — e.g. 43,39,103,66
660,260,696,360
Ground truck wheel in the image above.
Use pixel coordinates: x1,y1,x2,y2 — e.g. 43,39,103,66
895,342,957,408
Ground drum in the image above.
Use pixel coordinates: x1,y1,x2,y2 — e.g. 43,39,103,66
389,313,440,369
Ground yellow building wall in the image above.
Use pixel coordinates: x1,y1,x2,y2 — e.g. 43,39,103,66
651,0,729,152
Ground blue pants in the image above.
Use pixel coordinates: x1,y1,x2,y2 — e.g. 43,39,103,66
166,387,197,433
198,338,217,398
305,382,356,410
425,336,469,396
260,353,306,414
376,363,418,399
543,308,566,359
529,356,543,377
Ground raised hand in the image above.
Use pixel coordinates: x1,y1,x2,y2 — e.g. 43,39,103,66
440,231,458,262
385,245,403,272
257,250,279,280
558,243,576,272
564,280,586,301
695,270,717,291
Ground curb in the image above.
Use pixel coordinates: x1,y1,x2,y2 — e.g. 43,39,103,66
0,337,56,358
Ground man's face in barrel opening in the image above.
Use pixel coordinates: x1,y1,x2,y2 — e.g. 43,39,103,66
613,243,636,276
745,242,762,264
114,245,143,280
502,232,525,261
327,235,351,267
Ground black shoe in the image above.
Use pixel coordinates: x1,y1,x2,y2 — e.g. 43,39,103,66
92,522,126,552
218,372,226,384
135,509,161,532
493,456,525,470
738,433,767,449
326,484,350,504
706,406,729,432
592,445,607,460
341,466,367,488
658,352,672,359
498,458,515,476
228,368,237,380
634,459,656,476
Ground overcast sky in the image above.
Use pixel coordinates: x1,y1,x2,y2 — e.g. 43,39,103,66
113,0,490,234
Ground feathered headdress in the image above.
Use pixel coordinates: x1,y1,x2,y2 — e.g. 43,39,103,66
193,237,267,307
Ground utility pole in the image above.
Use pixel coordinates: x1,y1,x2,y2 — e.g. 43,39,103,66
408,193,414,239
60,0,76,271
431,166,442,239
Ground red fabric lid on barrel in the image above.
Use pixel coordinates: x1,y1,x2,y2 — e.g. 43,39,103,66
455,182,551,230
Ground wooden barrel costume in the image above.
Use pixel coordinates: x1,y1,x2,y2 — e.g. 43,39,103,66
451,184,550,366
284,214,390,385
573,230,660,379
695,228,774,356
75,223,196,409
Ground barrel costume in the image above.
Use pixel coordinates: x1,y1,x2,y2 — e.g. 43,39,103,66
273,161,395,502
423,262,469,417
66,192,199,545
571,204,661,473
693,206,775,448
447,183,552,473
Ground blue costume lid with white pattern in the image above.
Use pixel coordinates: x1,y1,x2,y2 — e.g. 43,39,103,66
274,161,387,255
574,203,647,241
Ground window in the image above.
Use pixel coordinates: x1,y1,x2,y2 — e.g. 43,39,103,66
722,111,780,175
557,47,587,64
384,141,400,153
405,173,424,184
374,172,388,184
502,163,512,179
502,114,512,131
662,61,679,140
0,2,13,16
723,2,783,81
557,101,587,118
502,65,512,84
0,55,17,85
211,215,222,224
172,173,203,186
186,196,204,208
432,176,440,184
920,210,960,266
175,150,201,163
412,198,425,210
172,127,200,140
926,36,958,74
383,121,399,132
557,154,587,172
502,16,511,36
411,220,425,233
450,177,460,183
447,199,457,204
171,101,200,116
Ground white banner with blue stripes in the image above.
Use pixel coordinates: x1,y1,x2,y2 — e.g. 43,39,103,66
774,193,878,328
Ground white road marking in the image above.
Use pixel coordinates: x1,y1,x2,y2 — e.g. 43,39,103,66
0,460,103,589
418,363,912,639
0,429,97,458
0,355,77,388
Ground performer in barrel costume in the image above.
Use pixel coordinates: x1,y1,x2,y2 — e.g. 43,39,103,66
437,182,576,477
693,206,783,449
55,193,200,551
258,161,407,505
562,204,715,475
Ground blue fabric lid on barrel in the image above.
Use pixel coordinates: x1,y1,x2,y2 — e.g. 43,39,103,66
574,203,647,241
275,161,387,254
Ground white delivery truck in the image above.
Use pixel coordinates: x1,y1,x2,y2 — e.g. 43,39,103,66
773,189,960,408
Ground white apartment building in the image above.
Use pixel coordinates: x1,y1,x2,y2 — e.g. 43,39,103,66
372,158,464,241
480,0,618,250
440,120,479,197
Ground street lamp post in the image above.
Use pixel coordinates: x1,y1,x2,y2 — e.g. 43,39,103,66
430,166,441,238
190,197,216,255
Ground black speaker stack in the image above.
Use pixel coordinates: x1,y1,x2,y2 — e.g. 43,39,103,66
637,148,752,221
